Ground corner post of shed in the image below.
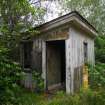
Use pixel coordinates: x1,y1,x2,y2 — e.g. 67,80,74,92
65,38,74,94
42,40,48,91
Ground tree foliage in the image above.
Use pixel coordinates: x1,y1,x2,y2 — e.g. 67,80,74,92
0,0,45,49
0,0,45,61
0,46,24,104
95,36,105,63
0,0,45,104
59,0,105,35
89,62,105,89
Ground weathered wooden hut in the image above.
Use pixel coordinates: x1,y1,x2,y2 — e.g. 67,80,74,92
20,11,97,93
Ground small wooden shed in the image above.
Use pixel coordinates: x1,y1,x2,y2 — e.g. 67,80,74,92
20,11,97,93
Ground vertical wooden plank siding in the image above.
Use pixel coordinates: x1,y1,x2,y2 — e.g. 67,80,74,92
38,27,94,93
69,26,95,92
32,39,42,71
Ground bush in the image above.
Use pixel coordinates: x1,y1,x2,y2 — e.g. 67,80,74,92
88,62,105,89
32,71,44,93
95,36,105,63
95,48,105,63
79,89,105,105
38,89,105,105
0,47,24,104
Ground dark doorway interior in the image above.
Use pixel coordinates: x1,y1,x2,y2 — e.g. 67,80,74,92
46,40,66,91
23,41,33,69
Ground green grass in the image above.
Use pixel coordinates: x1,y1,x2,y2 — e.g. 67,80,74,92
17,89,105,105
18,89,46,105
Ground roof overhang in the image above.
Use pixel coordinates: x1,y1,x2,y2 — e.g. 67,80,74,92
36,11,97,38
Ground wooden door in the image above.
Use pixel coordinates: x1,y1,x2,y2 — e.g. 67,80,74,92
46,43,61,89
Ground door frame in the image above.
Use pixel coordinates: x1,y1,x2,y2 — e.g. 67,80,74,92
42,40,66,91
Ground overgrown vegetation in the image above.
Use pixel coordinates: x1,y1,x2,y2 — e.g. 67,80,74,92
39,90,105,105
32,71,44,93
89,62,105,89
10,89,105,105
0,0,45,104
0,47,24,104
0,0,105,105
95,35,105,63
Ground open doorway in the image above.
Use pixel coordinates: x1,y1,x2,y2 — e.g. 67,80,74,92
46,40,66,91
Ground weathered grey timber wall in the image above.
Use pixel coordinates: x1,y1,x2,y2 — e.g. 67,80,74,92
21,23,95,93
66,37,72,93
20,11,97,93
66,25,94,93
32,39,42,72
20,39,42,90
21,73,33,90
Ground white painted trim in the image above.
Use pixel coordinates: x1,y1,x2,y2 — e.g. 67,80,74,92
65,38,73,94
73,17,97,37
42,40,47,90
